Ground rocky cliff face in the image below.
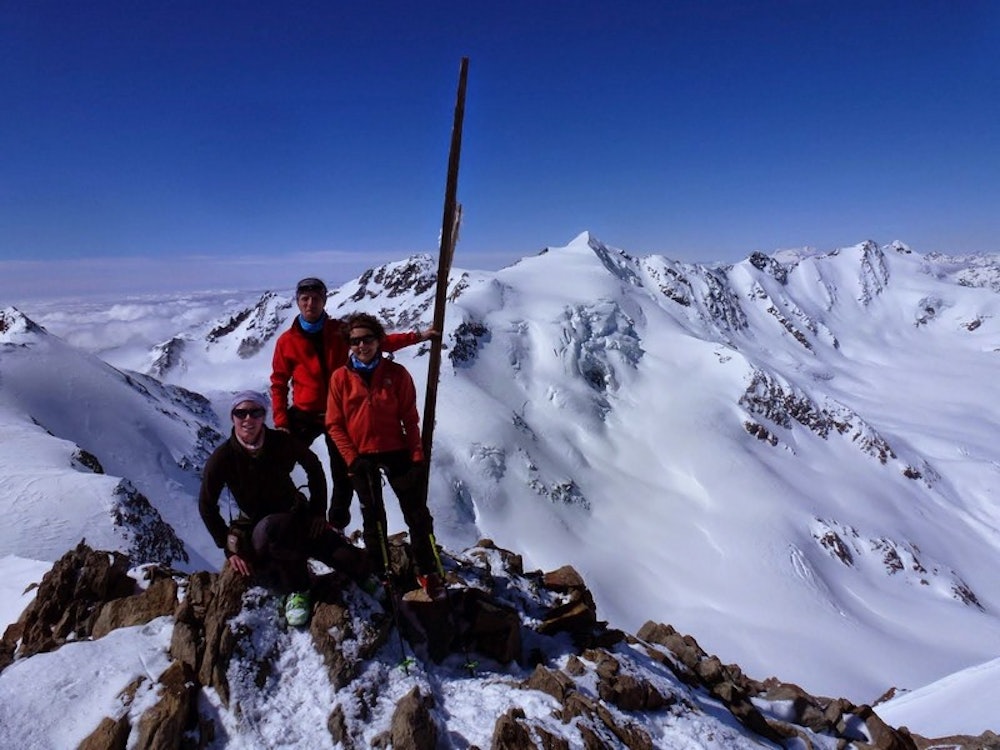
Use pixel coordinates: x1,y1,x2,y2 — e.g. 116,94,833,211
4,540,992,750
146,290,294,380
204,290,290,359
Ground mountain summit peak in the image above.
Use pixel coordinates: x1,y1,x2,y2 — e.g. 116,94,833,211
0,306,45,341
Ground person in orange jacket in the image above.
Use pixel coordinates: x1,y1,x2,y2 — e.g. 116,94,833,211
270,277,436,530
325,312,443,599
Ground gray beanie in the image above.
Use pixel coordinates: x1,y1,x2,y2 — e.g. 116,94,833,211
230,390,269,413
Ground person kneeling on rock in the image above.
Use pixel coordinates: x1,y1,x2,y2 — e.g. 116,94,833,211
198,390,371,626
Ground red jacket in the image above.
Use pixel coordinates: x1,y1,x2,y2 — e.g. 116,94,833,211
270,316,421,429
325,358,423,466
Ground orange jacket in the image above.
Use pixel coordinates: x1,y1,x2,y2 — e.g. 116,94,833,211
325,358,423,466
270,316,421,429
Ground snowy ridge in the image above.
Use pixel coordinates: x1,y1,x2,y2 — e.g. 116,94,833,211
146,290,293,388
0,307,222,566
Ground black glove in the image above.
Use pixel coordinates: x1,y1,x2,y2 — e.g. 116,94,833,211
349,456,374,477
328,506,351,530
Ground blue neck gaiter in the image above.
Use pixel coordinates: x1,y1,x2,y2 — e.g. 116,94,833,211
350,353,380,373
298,313,326,334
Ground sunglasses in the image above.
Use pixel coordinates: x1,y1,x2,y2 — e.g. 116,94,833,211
296,277,326,295
232,408,266,420
349,334,378,346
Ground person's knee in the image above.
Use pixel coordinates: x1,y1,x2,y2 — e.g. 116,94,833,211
328,505,350,529
252,514,302,559
251,516,276,551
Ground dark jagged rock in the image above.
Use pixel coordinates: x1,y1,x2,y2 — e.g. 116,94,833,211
72,447,105,473
309,573,390,689
0,542,135,663
148,336,186,379
449,319,490,366
643,258,695,307
635,620,923,748
536,564,621,648
491,707,533,749
389,687,438,750
195,565,248,706
132,660,198,750
459,590,521,664
327,704,352,749
523,664,574,701
110,480,189,566
589,650,671,711
373,257,437,298
92,572,178,638
78,714,131,750
1,540,988,749
858,240,891,305
740,367,899,465
202,290,290,360
749,251,790,284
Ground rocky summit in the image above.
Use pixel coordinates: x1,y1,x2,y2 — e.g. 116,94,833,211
2,538,995,750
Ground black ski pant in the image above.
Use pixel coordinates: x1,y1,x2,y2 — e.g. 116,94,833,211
286,407,353,528
250,512,370,593
352,451,437,577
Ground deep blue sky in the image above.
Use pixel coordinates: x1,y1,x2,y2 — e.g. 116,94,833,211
2,1,999,298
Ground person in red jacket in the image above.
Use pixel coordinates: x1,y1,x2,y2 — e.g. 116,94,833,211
325,312,443,600
270,277,435,530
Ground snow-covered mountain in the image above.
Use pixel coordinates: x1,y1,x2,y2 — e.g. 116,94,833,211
0,307,221,567
3,233,1000,739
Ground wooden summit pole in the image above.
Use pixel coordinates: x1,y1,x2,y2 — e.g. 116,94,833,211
421,57,468,487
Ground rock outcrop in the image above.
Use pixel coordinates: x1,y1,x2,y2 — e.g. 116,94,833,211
1,539,990,749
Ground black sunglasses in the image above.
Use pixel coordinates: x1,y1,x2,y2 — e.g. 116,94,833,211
296,277,327,295
232,408,266,420
349,334,378,346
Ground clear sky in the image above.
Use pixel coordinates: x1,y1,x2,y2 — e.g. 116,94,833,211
2,0,999,299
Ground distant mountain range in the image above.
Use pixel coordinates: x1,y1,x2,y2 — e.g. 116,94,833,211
3,233,1000,734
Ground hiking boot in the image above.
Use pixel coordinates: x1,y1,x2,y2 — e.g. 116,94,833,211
284,591,312,627
417,573,446,601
